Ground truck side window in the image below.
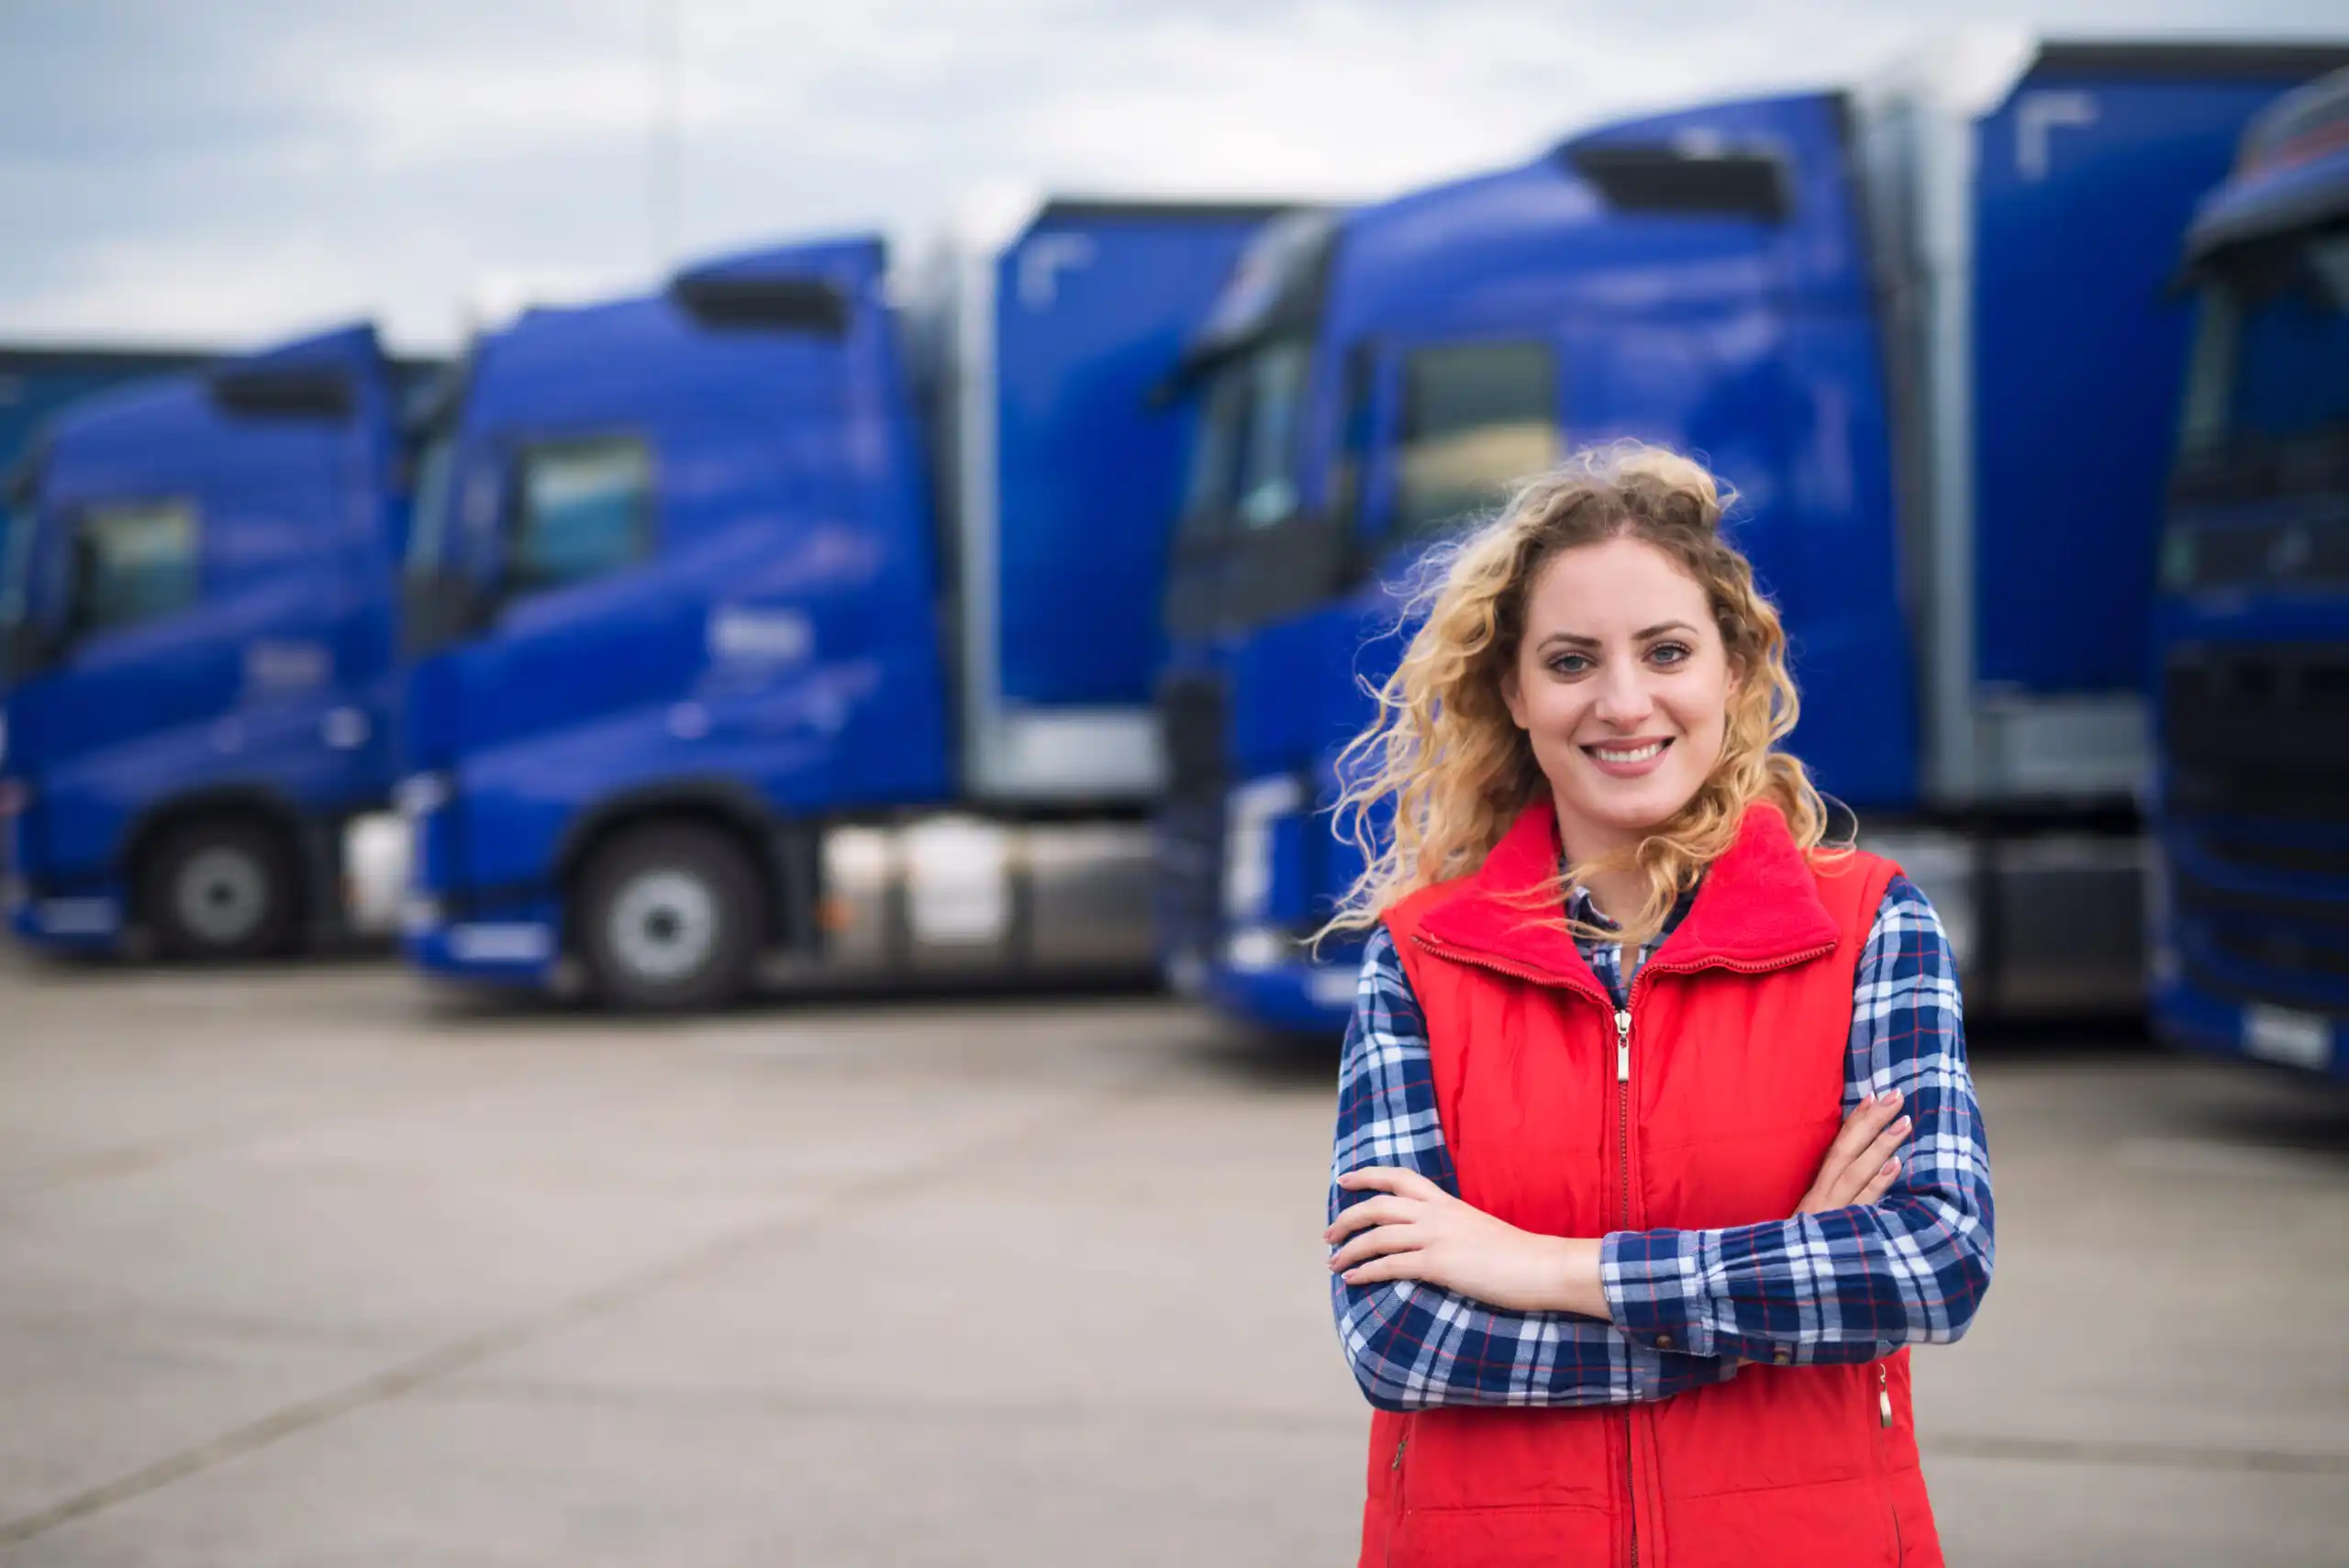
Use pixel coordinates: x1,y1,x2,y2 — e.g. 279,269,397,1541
66,500,199,638
1395,342,1559,539
510,437,654,593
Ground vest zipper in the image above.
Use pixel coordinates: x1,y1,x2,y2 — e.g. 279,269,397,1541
1406,929,1837,1568
1618,1005,1637,1568
1877,1362,1893,1429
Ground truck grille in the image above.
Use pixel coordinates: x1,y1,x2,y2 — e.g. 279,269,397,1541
2163,643,2349,823
2164,641,2349,1012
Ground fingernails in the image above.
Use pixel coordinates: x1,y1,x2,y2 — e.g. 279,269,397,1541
1861,1092,1876,1107
1881,1157,1898,1173
1895,1117,1911,1133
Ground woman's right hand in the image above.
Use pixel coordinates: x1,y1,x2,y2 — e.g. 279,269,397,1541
1796,1089,1911,1216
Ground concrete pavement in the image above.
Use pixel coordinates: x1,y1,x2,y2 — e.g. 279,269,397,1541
1,952,2343,1564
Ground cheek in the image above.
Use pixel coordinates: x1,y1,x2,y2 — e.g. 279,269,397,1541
1670,681,1734,760
1525,686,1589,739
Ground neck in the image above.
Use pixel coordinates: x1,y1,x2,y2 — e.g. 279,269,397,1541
1550,797,1651,934
1577,868,1650,933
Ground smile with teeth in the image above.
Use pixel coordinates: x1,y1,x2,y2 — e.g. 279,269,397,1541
1586,740,1670,764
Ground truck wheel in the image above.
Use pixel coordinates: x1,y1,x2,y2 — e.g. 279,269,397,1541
142,817,298,960
576,824,761,1011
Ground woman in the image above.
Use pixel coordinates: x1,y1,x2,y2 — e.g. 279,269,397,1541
1318,443,1994,1567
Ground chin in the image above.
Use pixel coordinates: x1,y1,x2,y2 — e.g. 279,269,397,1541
1562,775,1703,836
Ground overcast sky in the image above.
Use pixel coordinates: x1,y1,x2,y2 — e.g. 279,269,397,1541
3,0,2343,354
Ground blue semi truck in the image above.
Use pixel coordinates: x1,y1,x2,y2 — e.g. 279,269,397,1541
394,202,1281,1008
2151,66,2349,1081
1155,39,2349,1034
1,325,414,958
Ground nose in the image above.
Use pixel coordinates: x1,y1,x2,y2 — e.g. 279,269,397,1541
1593,660,1655,729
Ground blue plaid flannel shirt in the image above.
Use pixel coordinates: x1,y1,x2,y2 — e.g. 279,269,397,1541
1328,873,1995,1411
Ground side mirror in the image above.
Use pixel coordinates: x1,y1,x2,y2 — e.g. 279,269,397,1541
400,563,500,661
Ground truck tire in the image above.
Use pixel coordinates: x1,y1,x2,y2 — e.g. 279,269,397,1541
141,817,299,961
575,824,761,1011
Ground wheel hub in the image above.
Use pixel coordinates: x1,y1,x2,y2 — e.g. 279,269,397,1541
175,846,268,947
608,869,719,983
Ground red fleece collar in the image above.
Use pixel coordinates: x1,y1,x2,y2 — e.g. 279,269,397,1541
1413,800,1842,988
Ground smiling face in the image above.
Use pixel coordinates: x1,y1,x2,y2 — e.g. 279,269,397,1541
1500,536,1737,865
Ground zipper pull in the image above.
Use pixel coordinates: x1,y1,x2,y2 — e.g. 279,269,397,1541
1877,1363,1893,1428
1615,1009,1631,1083
1391,1436,1408,1470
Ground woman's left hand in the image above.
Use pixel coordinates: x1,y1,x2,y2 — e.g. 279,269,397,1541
1325,1166,1607,1317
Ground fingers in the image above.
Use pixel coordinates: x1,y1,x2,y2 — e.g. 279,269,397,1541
1853,1116,1912,1183
1827,1089,1905,1165
1335,1166,1446,1203
1329,1223,1422,1273
1856,1155,1900,1206
1826,1114,1913,1207
1335,1250,1426,1287
1325,1195,1417,1243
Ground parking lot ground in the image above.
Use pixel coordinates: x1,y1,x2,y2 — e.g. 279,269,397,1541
2,951,2344,1566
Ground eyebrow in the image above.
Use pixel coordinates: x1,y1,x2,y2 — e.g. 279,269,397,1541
1536,620,1699,650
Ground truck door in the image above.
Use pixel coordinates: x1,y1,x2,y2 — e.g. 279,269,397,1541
7,492,229,889
429,427,699,895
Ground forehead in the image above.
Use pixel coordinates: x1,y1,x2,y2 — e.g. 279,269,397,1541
1522,537,1709,633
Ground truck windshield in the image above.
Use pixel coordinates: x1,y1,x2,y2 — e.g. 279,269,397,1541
2179,228,2349,457
1176,337,1310,538
404,422,460,580
0,496,33,632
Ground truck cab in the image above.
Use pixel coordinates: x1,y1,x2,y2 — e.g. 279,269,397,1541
2152,67,2349,1080
1157,40,2349,1036
397,208,1276,1009
0,326,409,957
1158,90,1908,1030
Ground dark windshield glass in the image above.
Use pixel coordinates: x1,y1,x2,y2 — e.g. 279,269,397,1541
2180,228,2349,454
404,427,460,579
1176,338,1310,537
1178,365,1248,540
1235,339,1309,528
0,498,34,633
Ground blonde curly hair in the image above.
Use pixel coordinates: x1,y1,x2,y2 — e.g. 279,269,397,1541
1318,439,1836,951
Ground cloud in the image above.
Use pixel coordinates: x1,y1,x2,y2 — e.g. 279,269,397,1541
2,0,2343,351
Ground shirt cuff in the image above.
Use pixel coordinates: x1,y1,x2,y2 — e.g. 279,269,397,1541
1601,1228,1716,1358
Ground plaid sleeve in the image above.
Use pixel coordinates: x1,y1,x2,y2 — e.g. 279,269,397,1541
1599,874,1996,1363
1330,925,1742,1410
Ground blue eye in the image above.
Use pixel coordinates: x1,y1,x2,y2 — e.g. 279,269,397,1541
1650,642,1692,667
1548,652,1592,675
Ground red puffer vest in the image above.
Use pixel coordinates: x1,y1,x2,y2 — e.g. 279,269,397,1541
1356,801,1943,1568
